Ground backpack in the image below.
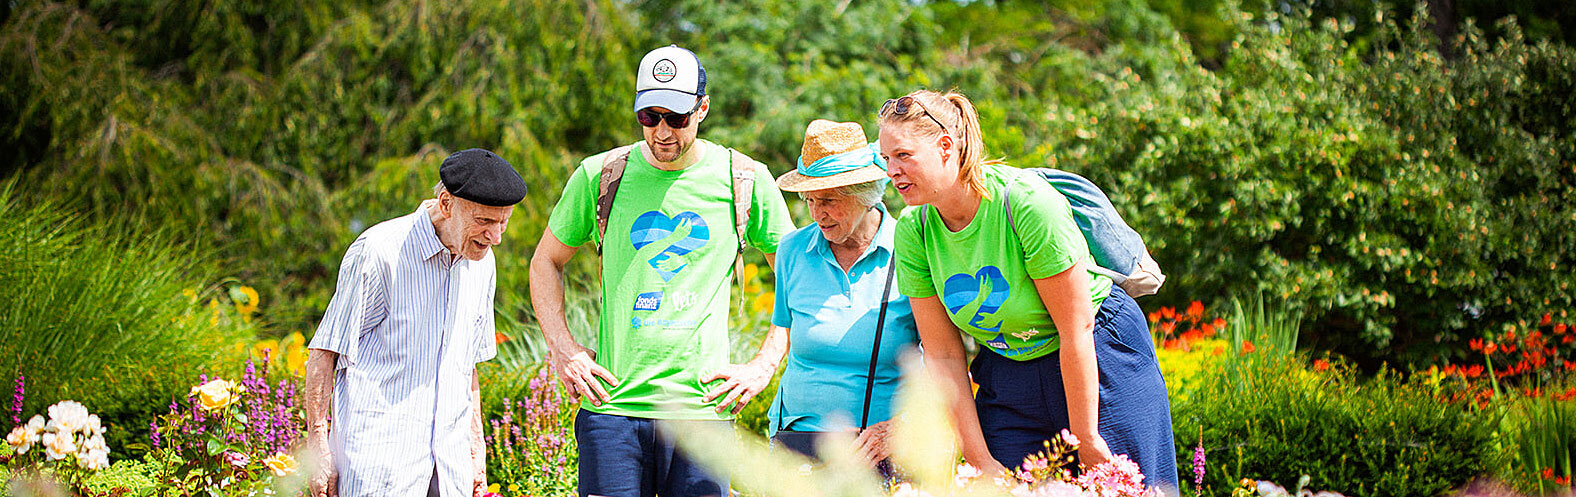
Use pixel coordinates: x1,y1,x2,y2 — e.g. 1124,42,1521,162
592,143,758,309
922,167,1166,297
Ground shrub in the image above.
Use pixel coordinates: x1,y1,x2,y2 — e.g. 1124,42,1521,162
0,184,256,455
1173,355,1494,497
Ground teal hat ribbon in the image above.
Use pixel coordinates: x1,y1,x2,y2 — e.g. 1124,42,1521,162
795,142,887,177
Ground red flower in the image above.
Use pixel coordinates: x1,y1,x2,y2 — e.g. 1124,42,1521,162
1148,311,1161,323
1163,338,1182,350
1465,365,1484,378
1484,342,1498,354
1555,388,1576,402
1187,301,1205,319
1507,330,1517,341
1542,313,1553,326
1442,364,1458,376
1161,306,1176,319
1542,468,1555,480
1242,341,1256,354
1200,322,1216,337
1524,388,1543,398
1565,360,1576,372
1556,323,1568,335
1161,321,1177,334
1313,359,1330,371
495,331,511,344
1556,475,1571,486
1470,338,1484,351
1563,335,1574,344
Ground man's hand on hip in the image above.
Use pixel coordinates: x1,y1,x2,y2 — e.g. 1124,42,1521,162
549,345,619,406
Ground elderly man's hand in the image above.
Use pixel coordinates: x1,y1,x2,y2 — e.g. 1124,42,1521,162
309,452,337,497
701,360,775,414
549,344,619,406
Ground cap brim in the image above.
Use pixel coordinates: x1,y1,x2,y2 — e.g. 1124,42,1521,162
634,89,700,113
776,166,889,192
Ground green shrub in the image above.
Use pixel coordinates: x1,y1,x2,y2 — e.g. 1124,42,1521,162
0,184,256,454
1502,388,1576,494
1174,355,1495,497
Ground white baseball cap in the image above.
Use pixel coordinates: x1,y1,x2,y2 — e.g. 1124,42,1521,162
634,45,707,114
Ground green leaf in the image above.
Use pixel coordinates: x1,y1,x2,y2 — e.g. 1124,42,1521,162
205,440,225,456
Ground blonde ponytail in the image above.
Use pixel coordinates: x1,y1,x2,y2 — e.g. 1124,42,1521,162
876,89,1001,199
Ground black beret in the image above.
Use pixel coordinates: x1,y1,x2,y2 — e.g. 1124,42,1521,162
439,148,527,206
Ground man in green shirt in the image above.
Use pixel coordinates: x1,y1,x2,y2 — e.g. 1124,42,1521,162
528,45,795,497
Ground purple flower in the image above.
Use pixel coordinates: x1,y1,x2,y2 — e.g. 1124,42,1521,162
1193,444,1207,488
10,374,24,428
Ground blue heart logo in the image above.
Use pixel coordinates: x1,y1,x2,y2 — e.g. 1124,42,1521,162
941,266,1010,333
630,210,710,282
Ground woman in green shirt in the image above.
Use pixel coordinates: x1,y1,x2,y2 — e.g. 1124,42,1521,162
876,89,1177,489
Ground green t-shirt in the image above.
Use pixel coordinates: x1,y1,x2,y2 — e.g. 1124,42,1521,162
894,163,1112,361
546,139,795,419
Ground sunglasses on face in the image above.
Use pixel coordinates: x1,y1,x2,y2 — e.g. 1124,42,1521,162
881,96,948,133
636,108,695,128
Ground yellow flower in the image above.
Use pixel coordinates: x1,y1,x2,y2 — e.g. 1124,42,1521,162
286,346,309,376
190,379,241,411
263,453,297,477
751,291,774,314
508,483,519,493
235,286,260,315
487,483,500,493
252,339,281,362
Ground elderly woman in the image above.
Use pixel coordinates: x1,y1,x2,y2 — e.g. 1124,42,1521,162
877,90,1178,488
764,119,919,468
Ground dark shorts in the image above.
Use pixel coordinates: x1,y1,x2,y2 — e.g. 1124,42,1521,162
971,285,1180,489
574,410,730,497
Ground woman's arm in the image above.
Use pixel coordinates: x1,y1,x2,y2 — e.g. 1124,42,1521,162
1031,260,1114,466
910,295,1006,475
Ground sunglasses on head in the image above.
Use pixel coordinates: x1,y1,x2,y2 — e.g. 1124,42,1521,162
881,96,948,133
636,107,695,128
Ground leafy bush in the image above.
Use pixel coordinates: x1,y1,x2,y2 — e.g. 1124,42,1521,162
0,185,256,455
1174,354,1495,497
1036,5,1576,365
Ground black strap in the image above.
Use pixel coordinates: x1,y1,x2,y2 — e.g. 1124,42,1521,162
859,260,897,430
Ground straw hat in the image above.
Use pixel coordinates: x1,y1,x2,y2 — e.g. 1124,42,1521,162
776,119,888,192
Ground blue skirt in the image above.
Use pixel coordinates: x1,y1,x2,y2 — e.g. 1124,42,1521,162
971,285,1179,489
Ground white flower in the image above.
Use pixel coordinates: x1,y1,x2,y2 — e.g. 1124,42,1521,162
46,401,90,435
79,448,110,471
6,426,31,452
85,414,104,436
41,432,77,460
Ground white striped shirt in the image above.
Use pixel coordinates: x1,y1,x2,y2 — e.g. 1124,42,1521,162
309,209,497,497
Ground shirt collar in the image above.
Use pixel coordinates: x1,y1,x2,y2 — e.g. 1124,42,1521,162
411,208,450,262
807,203,896,262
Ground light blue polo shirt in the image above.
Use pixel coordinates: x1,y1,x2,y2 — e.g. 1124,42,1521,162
767,206,919,434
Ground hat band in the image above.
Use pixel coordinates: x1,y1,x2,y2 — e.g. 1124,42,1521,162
795,143,887,178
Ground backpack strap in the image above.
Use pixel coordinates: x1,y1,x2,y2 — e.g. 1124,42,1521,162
728,148,754,254
1002,181,1129,285
595,144,638,254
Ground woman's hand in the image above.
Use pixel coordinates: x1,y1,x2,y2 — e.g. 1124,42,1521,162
852,421,894,467
701,360,775,414
1075,432,1115,468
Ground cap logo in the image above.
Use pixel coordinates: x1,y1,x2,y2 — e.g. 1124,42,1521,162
652,59,677,83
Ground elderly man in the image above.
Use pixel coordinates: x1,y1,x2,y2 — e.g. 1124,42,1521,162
765,120,917,474
530,45,795,497
304,148,526,497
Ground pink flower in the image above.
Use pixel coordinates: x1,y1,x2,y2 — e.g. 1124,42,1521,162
224,451,250,468
1076,454,1148,497
1060,429,1081,447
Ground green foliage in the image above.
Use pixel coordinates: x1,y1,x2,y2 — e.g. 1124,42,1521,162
1174,354,1496,497
80,455,161,496
1503,390,1576,494
1042,5,1576,365
0,184,255,454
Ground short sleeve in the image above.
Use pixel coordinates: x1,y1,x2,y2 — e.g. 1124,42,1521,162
744,157,797,254
473,267,498,364
1013,181,1088,280
770,234,796,328
545,161,600,248
894,207,937,299
308,237,389,370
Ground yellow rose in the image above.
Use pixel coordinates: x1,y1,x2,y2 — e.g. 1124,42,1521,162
263,453,298,477
190,379,241,411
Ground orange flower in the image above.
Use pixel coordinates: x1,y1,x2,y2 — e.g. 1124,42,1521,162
1212,346,1224,356
1524,388,1543,398
1555,323,1568,334
1484,342,1498,354
1313,359,1330,371
1161,321,1177,334
1163,339,1182,350
1542,468,1555,480
1541,313,1553,326
1187,301,1205,319
1465,365,1484,378
1148,311,1161,323
1442,364,1457,376
1212,318,1227,330
1469,338,1484,351
1200,322,1216,337
1241,341,1256,354
495,331,511,344
1161,307,1176,320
